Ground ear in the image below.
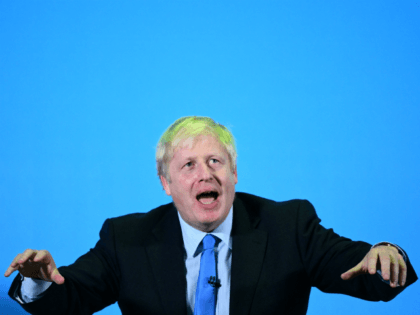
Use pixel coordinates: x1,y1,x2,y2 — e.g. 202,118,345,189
233,165,238,185
160,175,172,196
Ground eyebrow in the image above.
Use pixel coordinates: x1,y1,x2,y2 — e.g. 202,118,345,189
181,154,224,161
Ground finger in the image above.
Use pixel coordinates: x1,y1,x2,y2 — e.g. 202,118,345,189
378,251,391,281
341,261,364,280
4,265,19,277
390,253,399,288
33,250,50,263
9,253,24,268
367,250,379,275
4,254,23,277
36,250,60,281
18,249,38,265
51,269,65,285
398,255,407,286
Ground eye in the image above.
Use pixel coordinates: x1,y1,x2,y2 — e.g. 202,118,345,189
210,158,219,164
184,161,193,168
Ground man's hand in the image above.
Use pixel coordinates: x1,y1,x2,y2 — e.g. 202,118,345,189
4,249,65,285
341,245,406,288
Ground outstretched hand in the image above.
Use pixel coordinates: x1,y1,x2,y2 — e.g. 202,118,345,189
4,249,65,285
341,244,406,288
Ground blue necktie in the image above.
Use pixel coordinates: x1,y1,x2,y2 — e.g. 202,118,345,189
194,234,218,315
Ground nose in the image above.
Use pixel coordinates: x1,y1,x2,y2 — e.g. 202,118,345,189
197,161,213,182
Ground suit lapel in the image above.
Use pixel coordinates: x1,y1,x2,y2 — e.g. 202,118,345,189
144,195,268,315
146,204,187,315
230,195,268,315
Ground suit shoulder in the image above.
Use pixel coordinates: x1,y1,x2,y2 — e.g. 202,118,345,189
235,192,320,235
235,191,313,213
102,202,175,238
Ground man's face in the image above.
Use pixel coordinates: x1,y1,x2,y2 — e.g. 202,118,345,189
161,135,238,232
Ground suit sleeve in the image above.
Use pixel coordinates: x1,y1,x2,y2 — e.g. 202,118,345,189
8,218,120,315
296,200,417,301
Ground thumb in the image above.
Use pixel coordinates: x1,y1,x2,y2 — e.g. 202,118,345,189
341,261,365,280
52,269,65,285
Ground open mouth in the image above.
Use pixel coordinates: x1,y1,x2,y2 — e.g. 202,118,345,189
196,191,219,205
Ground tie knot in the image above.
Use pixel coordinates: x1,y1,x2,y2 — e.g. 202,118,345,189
202,234,216,250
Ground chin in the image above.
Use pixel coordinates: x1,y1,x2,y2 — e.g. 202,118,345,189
198,208,227,225
197,220,220,233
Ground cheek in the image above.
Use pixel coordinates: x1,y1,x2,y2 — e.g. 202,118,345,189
225,174,237,187
172,180,193,202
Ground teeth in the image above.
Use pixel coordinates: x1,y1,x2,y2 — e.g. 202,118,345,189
196,190,218,205
199,197,216,204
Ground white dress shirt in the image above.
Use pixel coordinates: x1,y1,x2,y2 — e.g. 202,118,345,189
177,206,233,315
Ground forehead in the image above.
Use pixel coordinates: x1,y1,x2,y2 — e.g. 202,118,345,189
172,135,227,160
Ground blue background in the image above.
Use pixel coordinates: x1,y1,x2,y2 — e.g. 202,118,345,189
1,1,419,314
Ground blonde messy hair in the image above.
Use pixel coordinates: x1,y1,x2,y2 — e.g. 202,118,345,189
156,116,237,183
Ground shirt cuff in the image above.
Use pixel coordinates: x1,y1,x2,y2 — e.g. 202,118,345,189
371,242,407,287
20,274,53,303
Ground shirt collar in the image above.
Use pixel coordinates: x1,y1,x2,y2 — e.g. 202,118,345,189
178,205,233,258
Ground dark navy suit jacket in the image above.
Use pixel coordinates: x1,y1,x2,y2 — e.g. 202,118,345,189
9,192,418,314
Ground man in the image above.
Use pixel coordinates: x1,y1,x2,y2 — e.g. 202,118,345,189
5,116,418,314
